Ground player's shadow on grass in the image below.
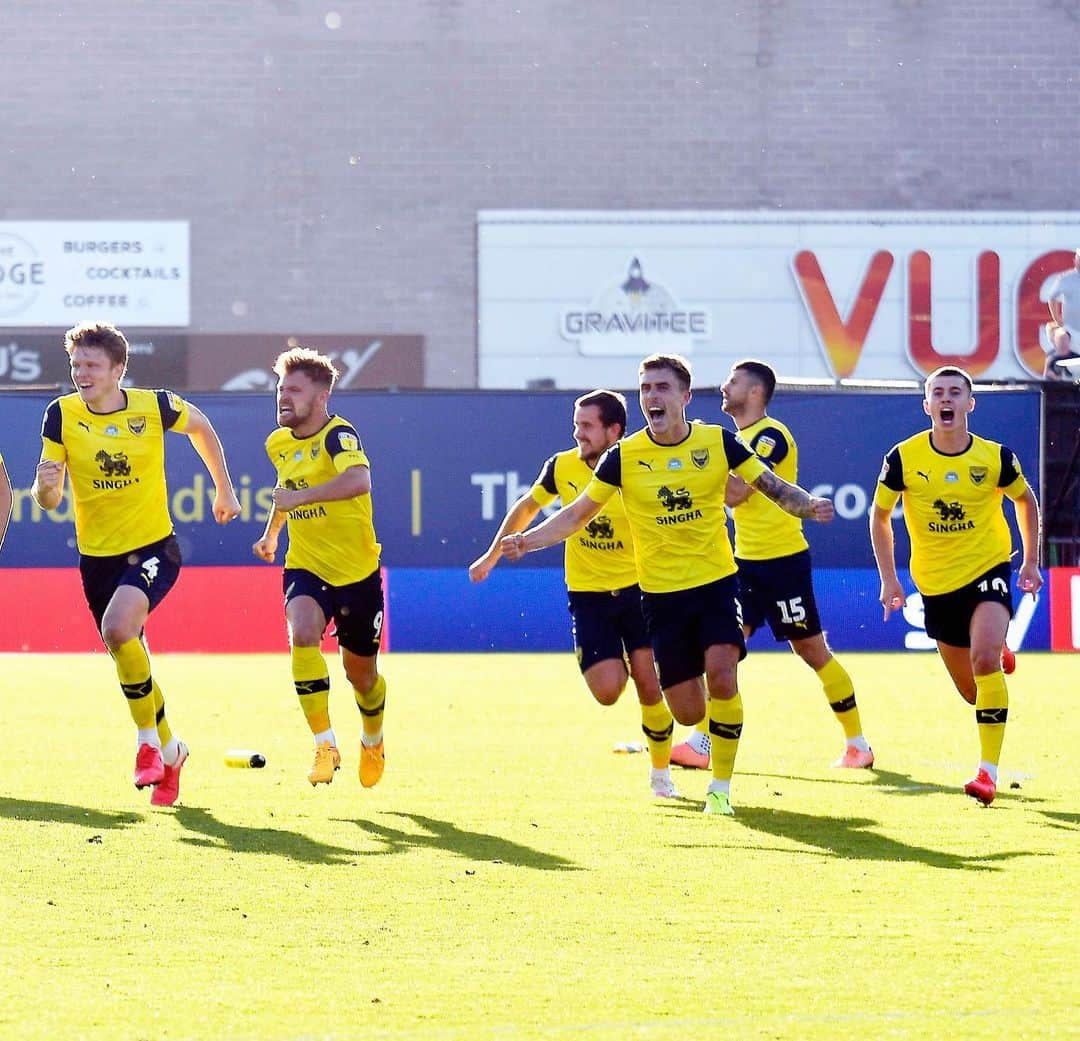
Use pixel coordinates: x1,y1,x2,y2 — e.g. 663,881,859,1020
746,768,956,797
746,768,1046,806
173,807,359,866
1039,811,1080,832
339,812,580,872
0,796,141,831
714,806,1029,872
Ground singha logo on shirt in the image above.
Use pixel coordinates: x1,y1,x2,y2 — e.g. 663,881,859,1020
584,516,614,540
91,449,136,490
658,486,692,512
932,499,964,522
929,499,974,532
655,485,704,527
95,450,130,477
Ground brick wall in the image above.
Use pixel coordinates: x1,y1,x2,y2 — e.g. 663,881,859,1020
4,0,1075,385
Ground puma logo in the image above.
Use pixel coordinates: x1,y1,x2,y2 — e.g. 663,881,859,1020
916,471,930,482
78,421,91,432
637,460,653,471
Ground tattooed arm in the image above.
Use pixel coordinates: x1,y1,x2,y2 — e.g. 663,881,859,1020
751,469,834,522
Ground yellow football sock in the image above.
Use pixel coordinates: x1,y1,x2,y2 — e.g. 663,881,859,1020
355,673,387,743
639,699,674,769
708,692,744,783
114,637,157,730
816,656,863,740
292,645,331,735
974,671,1009,768
151,680,174,748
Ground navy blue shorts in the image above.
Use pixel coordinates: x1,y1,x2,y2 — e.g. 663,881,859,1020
567,585,650,673
922,561,1014,648
736,549,823,642
79,533,183,631
284,566,384,657
641,575,746,690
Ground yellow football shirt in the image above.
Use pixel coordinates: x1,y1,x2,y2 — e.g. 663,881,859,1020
584,423,766,594
730,415,808,561
39,388,190,556
265,416,381,586
530,447,638,592
873,431,1029,596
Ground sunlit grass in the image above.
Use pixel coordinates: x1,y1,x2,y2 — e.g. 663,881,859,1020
0,651,1075,1041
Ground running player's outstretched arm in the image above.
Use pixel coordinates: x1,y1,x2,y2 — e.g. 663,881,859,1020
751,469,833,522
470,493,543,582
500,492,603,561
184,404,241,523
0,458,11,552
1012,487,1043,596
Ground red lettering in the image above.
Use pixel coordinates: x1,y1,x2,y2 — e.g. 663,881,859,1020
793,250,893,378
907,251,999,377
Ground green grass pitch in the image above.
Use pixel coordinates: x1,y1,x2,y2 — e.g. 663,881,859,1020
0,650,1076,1040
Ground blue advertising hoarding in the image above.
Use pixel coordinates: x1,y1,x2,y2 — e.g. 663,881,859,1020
0,387,1042,570
0,387,1048,652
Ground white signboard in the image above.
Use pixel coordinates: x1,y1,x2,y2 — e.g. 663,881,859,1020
477,210,1080,388
0,221,189,327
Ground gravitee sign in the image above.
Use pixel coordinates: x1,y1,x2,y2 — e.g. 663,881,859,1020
478,209,1080,388
0,221,189,328
0,330,188,389
186,334,425,391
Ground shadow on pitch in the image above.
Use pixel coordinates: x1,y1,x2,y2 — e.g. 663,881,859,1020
0,796,141,831
172,806,359,866
337,812,581,872
665,803,1031,871
1039,811,1080,832
744,767,957,797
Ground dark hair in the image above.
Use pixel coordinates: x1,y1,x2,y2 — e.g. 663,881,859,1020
925,365,972,394
575,389,628,435
64,321,129,369
273,345,339,389
640,352,692,390
731,358,777,404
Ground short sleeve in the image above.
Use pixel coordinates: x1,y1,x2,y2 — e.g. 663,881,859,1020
530,455,559,507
